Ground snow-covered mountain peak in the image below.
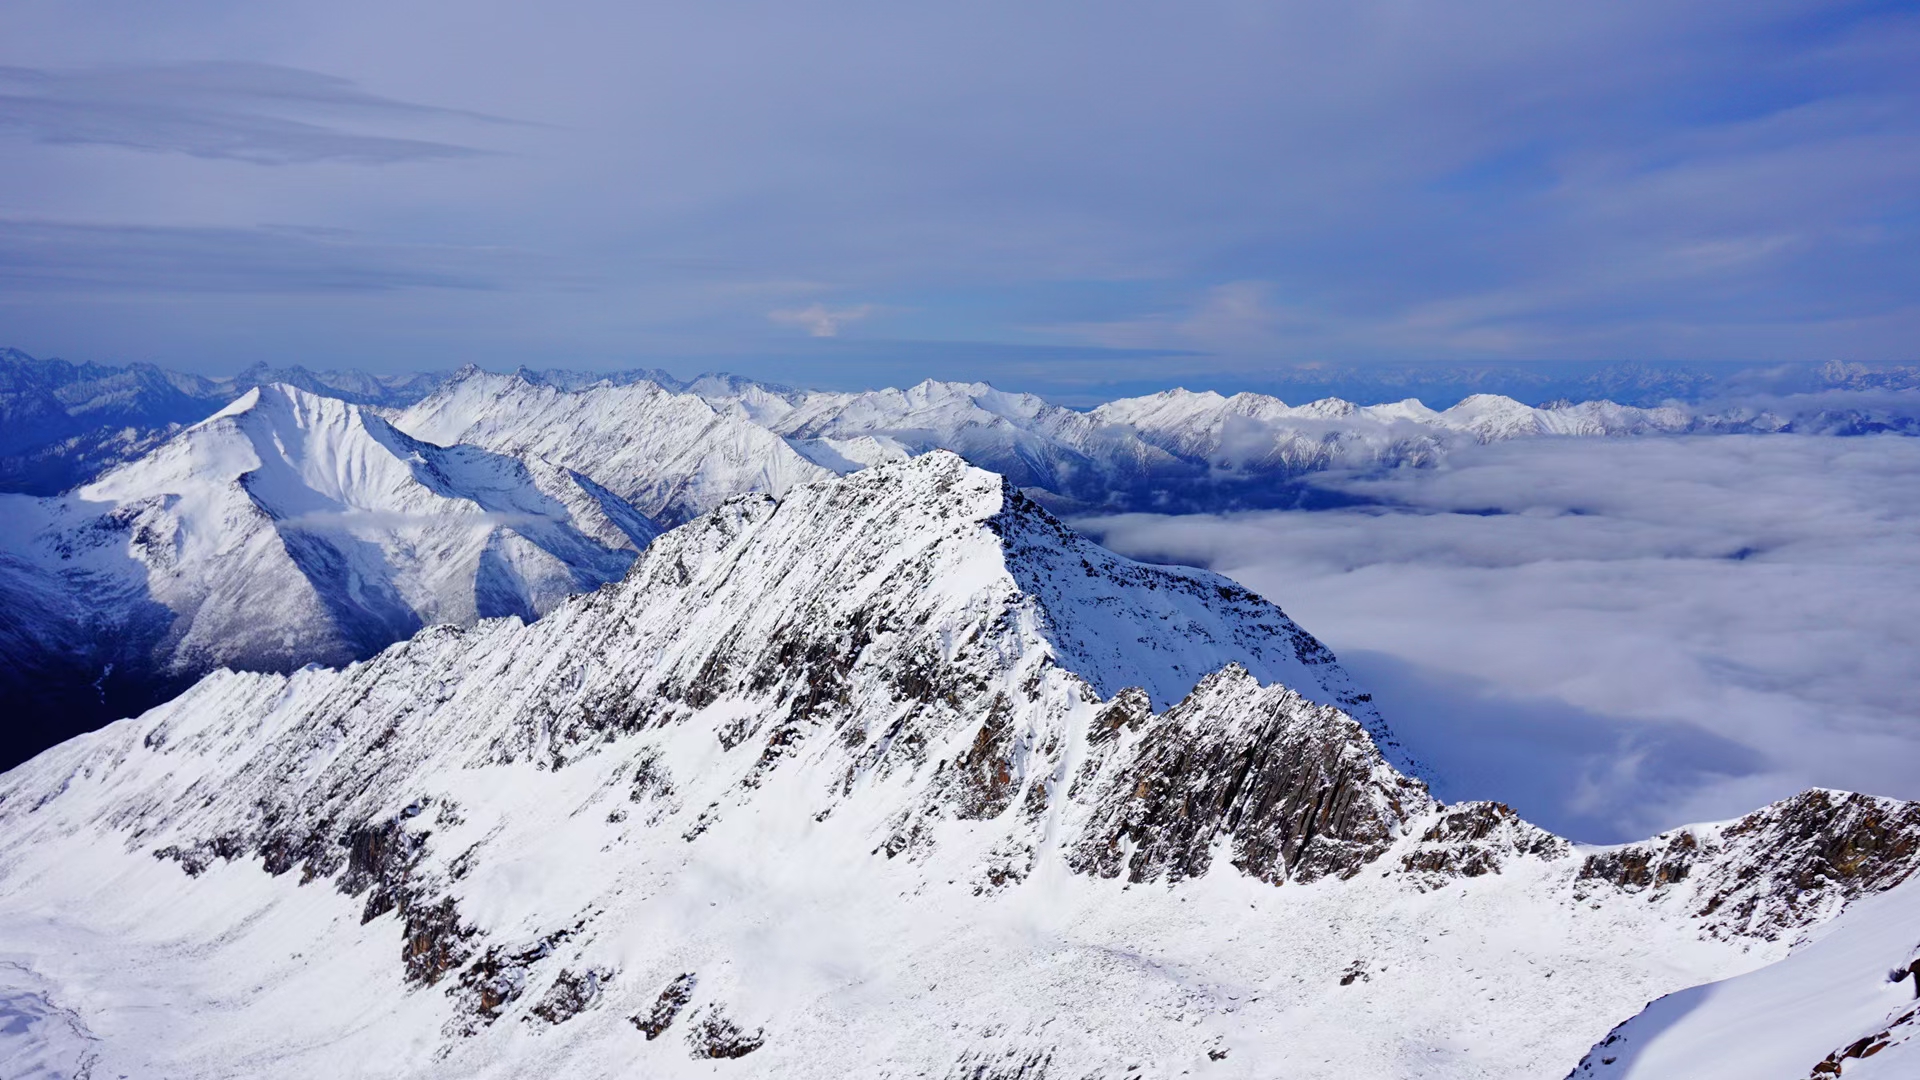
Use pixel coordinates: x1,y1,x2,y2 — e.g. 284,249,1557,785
3,448,1919,1078
644,449,1387,730
206,381,263,421
0,382,659,750
1084,385,1232,426
395,369,830,526
112,382,434,508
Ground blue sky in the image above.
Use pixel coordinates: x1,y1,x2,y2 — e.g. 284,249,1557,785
1,0,1917,393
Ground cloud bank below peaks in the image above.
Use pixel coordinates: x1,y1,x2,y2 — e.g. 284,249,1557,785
1079,433,1920,843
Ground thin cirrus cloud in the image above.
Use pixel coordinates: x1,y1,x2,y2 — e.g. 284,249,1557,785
1079,434,1920,843
0,1,1915,380
0,218,507,293
0,62,499,165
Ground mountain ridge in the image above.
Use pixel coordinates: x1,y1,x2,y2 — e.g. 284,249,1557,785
0,452,1914,1078
15,347,1920,506
9,355,1920,769
0,382,656,766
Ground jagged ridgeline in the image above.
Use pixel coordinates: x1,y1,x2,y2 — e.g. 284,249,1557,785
0,452,1916,1079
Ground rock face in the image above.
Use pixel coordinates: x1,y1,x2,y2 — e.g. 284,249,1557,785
1070,668,1430,886
1573,789,1920,941
0,452,1916,1080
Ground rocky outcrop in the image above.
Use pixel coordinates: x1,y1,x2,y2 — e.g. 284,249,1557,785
688,1008,765,1058
1069,666,1432,885
1575,790,1920,939
529,968,613,1026
1400,801,1570,883
631,974,697,1040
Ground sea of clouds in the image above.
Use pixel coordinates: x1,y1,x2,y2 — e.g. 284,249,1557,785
1080,433,1920,843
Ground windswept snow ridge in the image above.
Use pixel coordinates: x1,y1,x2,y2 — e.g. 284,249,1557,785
0,453,1914,1079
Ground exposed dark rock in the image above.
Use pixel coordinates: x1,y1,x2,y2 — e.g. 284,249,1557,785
400,897,472,986
1577,833,1699,891
1400,802,1569,882
876,812,935,861
1070,667,1430,885
947,1047,1052,1079
973,837,1036,895
1066,687,1150,801
1087,687,1150,747
1577,790,1920,939
687,1007,764,1058
528,968,612,1026
947,694,1021,820
152,843,213,877
445,925,584,1034
630,973,697,1040
339,817,429,923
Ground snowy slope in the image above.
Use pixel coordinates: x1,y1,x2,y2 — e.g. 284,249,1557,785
0,453,1914,1080
1569,874,1920,1078
392,368,831,526
766,380,1114,492
0,383,657,764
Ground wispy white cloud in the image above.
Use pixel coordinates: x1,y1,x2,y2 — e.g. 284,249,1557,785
0,62,503,164
0,219,511,293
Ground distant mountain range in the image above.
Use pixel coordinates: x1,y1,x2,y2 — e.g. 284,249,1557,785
0,347,453,495
5,349,1920,767
7,347,1920,497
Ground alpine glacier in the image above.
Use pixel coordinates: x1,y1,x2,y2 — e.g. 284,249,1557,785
0,453,1912,1079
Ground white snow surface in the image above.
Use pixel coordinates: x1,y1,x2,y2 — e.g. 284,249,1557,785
0,453,1913,1079
1570,874,1920,1079
0,383,656,681
392,368,832,525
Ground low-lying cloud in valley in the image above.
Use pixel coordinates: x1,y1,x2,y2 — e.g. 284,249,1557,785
1080,433,1920,842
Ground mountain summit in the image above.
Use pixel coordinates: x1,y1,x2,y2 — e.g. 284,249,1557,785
0,383,655,764
0,452,1914,1078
